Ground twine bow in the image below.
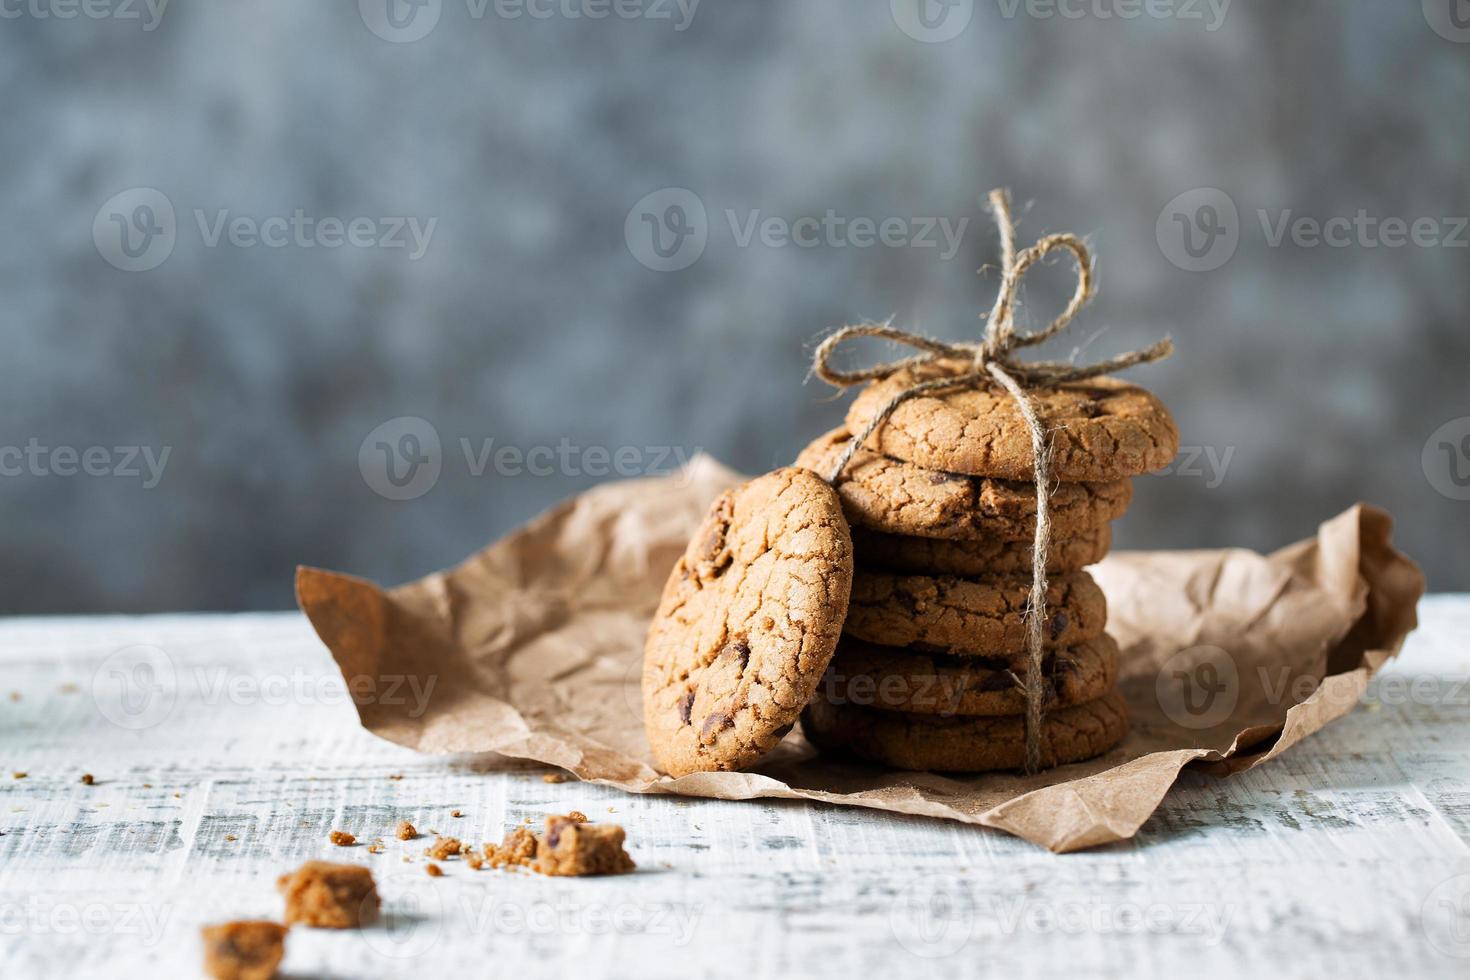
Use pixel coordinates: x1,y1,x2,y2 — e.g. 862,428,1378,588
812,189,1173,774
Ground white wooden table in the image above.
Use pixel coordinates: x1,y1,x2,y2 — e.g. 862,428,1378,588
2,596,1468,979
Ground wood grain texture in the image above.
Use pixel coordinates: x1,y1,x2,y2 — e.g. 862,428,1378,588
1,599,1468,979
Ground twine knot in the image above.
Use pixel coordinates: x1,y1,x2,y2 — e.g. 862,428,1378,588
811,188,1172,774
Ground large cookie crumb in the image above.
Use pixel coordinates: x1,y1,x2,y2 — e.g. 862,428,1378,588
201,920,287,980
277,861,378,929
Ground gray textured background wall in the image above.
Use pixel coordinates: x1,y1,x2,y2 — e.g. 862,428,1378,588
2,0,1467,613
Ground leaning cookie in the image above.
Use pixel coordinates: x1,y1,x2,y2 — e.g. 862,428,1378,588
843,570,1106,657
795,427,1131,541
642,467,854,777
846,367,1178,483
820,634,1120,717
851,523,1111,577
801,690,1129,772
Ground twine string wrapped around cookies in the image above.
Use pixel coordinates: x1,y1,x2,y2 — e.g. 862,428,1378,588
812,188,1173,774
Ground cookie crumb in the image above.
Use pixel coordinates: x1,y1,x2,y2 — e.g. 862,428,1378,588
450,810,462,818
8,692,19,702
225,834,238,842
367,843,384,854
464,851,484,870
534,814,635,877
329,830,356,847
424,836,462,860
567,810,588,823
542,772,567,784
484,827,538,869
277,861,378,929
201,920,286,980
59,682,79,694
12,772,26,780
388,774,404,781
425,862,443,877
80,774,94,785
395,819,417,841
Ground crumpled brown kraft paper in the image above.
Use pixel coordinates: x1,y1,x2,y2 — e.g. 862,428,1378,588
296,456,1425,853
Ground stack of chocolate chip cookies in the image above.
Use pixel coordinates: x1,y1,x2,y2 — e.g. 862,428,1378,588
796,366,1179,772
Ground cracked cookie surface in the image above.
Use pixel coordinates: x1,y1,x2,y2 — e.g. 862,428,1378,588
801,690,1129,771
820,634,1119,717
844,569,1106,656
796,427,1131,541
851,524,1111,577
643,467,853,777
846,365,1178,482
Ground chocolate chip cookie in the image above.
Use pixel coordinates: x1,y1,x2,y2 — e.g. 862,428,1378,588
801,690,1129,771
846,365,1178,482
850,523,1111,577
642,467,854,777
820,634,1119,717
795,427,1131,541
843,569,1106,656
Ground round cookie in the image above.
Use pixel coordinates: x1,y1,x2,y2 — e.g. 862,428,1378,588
846,365,1178,482
844,569,1106,656
821,634,1120,717
795,427,1131,541
801,690,1129,772
851,523,1111,577
642,467,854,777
